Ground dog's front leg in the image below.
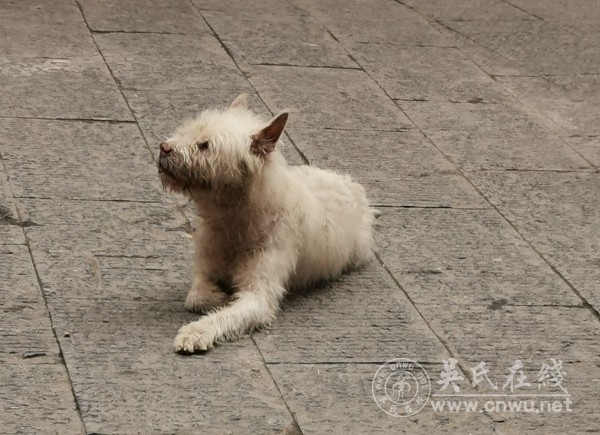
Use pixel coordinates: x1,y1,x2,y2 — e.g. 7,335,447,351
184,276,228,314
184,241,228,313
174,282,284,353
173,251,290,353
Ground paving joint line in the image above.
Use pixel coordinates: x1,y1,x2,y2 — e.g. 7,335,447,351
251,337,304,435
497,0,550,22
0,115,135,123
15,196,163,203
251,62,362,70
91,29,206,35
0,136,87,433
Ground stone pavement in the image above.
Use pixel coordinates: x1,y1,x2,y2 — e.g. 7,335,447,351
1,0,599,433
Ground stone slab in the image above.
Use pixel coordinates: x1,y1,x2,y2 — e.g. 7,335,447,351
0,0,95,58
507,0,600,31
254,262,448,364
483,362,600,434
0,167,25,244
191,0,310,16
32,249,193,301
400,101,592,170
246,65,414,131
430,21,530,76
298,0,449,46
422,304,600,366
203,11,356,68
0,364,84,434
286,128,488,207
125,88,306,165
268,363,494,434
0,244,61,364
469,171,600,312
562,135,600,168
447,20,600,75
49,298,297,434
496,75,600,138
374,208,581,306
79,0,210,33
0,118,162,201
350,43,512,103
0,56,132,120
401,0,533,21
95,33,246,91
19,198,190,258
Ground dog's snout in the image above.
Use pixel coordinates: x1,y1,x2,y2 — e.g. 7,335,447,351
160,142,172,156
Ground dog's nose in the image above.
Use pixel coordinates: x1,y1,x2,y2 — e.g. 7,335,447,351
159,142,172,156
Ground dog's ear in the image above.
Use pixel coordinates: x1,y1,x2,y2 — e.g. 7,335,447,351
230,93,249,109
251,112,288,156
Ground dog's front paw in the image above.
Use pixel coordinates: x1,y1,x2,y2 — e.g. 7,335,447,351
173,322,215,354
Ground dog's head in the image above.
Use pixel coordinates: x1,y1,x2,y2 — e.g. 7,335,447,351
158,94,288,194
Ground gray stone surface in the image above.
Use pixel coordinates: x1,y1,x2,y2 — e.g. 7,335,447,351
0,0,94,58
51,298,297,434
0,56,132,120
0,168,25,245
400,101,592,170
430,21,529,77
268,363,494,434
20,198,190,257
0,118,161,201
350,44,512,102
191,0,310,16
0,364,84,434
562,135,600,168
470,171,600,312
0,241,83,432
203,11,357,68
0,244,60,364
496,75,600,138
415,306,600,433
254,263,448,364
487,363,600,434
79,0,210,33
298,0,449,46
246,66,414,130
375,208,582,307
95,33,246,91
402,0,534,21
507,0,600,33
3,0,600,433
286,128,487,207
447,20,599,75
423,304,600,366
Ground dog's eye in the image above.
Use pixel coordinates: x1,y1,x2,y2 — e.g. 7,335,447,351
196,141,209,151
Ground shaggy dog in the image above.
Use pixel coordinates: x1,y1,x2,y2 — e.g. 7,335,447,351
158,94,375,353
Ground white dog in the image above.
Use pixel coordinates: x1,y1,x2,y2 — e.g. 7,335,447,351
158,94,375,353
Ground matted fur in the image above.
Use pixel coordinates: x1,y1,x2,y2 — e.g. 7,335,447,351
158,94,375,353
